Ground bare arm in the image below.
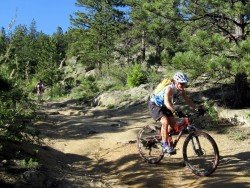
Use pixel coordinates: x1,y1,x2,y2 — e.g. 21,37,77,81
164,87,175,113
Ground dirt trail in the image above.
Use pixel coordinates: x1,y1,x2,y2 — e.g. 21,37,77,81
35,101,250,188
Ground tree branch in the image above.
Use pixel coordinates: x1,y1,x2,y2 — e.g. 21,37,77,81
204,13,242,27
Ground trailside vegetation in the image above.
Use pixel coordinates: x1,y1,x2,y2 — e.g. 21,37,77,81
0,0,249,145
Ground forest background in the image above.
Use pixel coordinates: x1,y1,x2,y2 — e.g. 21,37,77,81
0,0,249,167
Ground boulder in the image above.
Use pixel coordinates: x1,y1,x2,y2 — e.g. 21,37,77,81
92,84,153,107
214,104,250,127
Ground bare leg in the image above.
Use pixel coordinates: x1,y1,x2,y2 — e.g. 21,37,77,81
167,116,176,146
160,116,178,155
160,116,169,143
37,91,43,104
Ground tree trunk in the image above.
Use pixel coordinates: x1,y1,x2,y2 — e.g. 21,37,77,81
155,43,163,65
25,61,30,81
233,14,248,107
234,72,249,107
59,58,66,69
235,14,245,40
140,30,146,64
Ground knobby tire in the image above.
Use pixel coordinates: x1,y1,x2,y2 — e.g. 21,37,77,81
137,125,164,164
182,131,219,176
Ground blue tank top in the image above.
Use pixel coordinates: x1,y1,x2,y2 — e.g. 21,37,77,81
150,82,176,107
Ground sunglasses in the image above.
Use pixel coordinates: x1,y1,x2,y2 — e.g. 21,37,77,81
179,83,187,86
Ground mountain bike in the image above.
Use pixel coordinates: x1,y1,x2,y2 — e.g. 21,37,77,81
137,112,219,176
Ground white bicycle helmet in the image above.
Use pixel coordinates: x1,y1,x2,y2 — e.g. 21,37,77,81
173,72,189,83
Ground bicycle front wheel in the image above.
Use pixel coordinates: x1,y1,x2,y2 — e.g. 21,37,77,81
183,131,219,176
137,125,164,164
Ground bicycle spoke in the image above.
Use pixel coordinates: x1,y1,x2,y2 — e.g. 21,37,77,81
183,131,219,176
137,125,164,164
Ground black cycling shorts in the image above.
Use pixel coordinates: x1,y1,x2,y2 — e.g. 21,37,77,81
148,100,173,121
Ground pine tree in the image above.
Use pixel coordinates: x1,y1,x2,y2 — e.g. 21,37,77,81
125,0,183,65
0,27,7,55
172,0,250,107
70,0,128,70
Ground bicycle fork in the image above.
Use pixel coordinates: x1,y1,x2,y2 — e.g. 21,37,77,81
191,136,204,156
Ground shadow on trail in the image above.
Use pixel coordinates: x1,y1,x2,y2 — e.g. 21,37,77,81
10,138,248,187
20,142,92,170
73,139,249,187
35,142,169,187
34,100,250,187
186,151,250,188
62,149,249,187
36,102,151,140
83,152,170,187
0,140,93,187
19,141,246,188
92,150,250,187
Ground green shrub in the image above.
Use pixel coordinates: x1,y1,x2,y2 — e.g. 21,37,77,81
69,76,99,100
146,69,162,84
20,157,39,169
127,63,148,87
46,83,65,99
0,79,37,142
100,64,129,91
228,128,248,141
203,101,219,123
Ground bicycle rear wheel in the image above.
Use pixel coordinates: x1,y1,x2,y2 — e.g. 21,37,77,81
137,125,164,164
183,131,219,176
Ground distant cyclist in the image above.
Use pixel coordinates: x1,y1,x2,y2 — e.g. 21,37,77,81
148,72,204,154
36,80,45,103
